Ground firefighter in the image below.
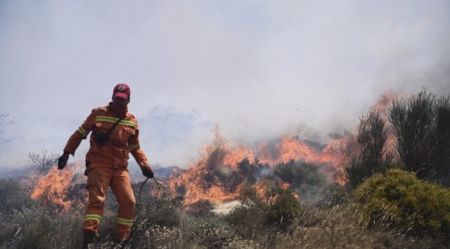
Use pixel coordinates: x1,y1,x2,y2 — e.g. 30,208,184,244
57,83,154,247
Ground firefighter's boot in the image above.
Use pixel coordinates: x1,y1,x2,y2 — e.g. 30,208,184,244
81,231,96,249
113,238,129,249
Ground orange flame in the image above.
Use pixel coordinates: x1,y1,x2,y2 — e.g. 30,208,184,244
223,146,255,167
168,92,401,206
373,91,398,116
366,91,400,160
169,131,351,206
30,94,398,209
257,136,348,167
376,92,400,160
31,166,77,212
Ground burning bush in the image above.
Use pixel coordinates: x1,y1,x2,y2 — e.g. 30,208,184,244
168,127,350,207
30,167,78,212
356,169,450,240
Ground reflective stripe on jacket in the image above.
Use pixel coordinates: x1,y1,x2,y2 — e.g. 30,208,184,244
63,105,149,169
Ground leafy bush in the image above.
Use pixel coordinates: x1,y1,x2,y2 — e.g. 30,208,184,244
356,169,450,239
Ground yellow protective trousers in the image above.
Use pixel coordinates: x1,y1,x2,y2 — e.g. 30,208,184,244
83,165,136,241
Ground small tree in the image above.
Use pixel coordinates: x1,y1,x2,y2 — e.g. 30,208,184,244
389,90,450,185
346,110,390,188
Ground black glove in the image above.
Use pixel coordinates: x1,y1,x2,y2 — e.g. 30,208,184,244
57,153,69,170
140,164,154,178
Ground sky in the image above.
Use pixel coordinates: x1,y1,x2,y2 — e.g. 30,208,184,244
0,0,449,168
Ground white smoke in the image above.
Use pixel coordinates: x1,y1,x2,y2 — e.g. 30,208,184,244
0,0,448,167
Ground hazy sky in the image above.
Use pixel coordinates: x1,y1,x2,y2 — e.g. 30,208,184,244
0,0,449,168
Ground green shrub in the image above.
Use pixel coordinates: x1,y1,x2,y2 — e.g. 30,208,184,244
356,169,450,239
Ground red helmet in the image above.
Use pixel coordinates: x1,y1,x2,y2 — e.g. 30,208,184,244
113,83,130,99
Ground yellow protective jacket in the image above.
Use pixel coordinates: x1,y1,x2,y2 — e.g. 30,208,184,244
63,105,149,170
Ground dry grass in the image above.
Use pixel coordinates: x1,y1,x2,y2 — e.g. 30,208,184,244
0,178,447,249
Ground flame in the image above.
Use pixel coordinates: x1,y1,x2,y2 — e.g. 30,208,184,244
31,166,77,212
168,93,401,206
373,91,398,116
27,93,400,210
257,136,348,167
250,180,298,202
370,91,400,160
169,131,351,206
168,145,245,205
223,146,255,167
275,137,319,164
